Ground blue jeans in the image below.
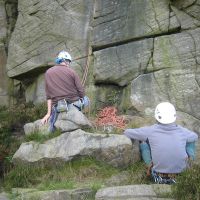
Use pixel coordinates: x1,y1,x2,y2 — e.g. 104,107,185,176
49,106,58,133
140,141,196,165
49,96,90,133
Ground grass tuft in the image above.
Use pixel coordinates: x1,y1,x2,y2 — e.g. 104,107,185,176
172,164,200,200
3,157,120,191
24,129,61,143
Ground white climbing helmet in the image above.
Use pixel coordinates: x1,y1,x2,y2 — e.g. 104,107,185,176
154,102,176,124
56,51,72,64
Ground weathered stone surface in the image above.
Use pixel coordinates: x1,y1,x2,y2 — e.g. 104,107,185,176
0,1,9,106
6,0,93,78
1,0,200,137
95,184,173,200
24,108,92,135
92,0,180,48
24,119,49,135
172,0,196,9
0,1,6,40
56,107,91,131
4,0,18,41
56,107,92,129
25,73,46,104
195,139,200,164
0,192,9,200
11,188,94,200
0,43,9,106
171,6,200,30
93,39,153,86
55,120,80,133
0,185,175,200
172,0,200,21
130,28,200,133
13,129,137,168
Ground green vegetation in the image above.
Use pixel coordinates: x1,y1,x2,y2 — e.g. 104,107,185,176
24,129,61,143
3,157,120,191
172,164,200,200
0,103,47,180
126,162,151,184
1,103,200,200
2,157,152,194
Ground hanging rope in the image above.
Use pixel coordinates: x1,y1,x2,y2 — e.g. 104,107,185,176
81,46,91,86
79,46,91,116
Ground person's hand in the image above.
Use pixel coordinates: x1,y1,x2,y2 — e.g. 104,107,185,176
41,114,50,125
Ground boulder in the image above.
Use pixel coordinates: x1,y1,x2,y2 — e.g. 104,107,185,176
13,129,138,168
24,119,49,135
95,184,173,200
55,107,92,132
23,108,92,135
11,188,94,200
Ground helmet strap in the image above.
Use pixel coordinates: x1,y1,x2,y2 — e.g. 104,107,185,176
63,60,71,66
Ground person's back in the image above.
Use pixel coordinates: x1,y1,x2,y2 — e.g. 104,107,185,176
45,65,85,106
124,102,198,183
41,50,89,132
136,123,197,173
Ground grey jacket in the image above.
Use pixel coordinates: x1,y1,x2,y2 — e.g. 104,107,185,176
124,123,198,173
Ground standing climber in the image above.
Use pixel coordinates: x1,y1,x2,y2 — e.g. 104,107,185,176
124,102,198,184
41,50,89,132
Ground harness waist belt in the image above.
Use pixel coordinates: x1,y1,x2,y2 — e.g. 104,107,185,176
156,172,179,178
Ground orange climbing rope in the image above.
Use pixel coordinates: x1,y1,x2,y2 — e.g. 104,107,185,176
95,106,126,129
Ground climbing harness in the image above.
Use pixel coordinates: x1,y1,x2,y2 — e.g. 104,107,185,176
56,99,69,112
151,170,177,184
72,96,90,111
56,96,90,113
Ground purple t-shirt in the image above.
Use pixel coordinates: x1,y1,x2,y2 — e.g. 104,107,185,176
124,123,198,173
45,65,85,106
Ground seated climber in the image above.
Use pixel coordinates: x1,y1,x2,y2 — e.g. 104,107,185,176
41,50,90,132
124,102,198,184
